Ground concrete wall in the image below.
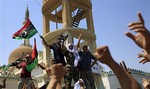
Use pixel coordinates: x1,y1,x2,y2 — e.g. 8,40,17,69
102,73,150,89
102,75,121,89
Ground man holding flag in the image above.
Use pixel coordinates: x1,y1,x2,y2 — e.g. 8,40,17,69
15,38,38,89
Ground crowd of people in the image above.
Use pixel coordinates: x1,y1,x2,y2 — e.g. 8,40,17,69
44,12,150,89
0,12,150,89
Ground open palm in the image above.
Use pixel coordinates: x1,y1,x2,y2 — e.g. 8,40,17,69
125,12,150,53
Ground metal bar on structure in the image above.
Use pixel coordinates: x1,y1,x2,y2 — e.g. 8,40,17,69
55,9,58,29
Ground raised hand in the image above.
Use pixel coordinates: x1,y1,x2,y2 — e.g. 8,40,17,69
94,46,142,89
142,78,150,89
119,61,131,74
79,34,83,39
47,63,67,81
46,63,67,89
138,49,150,64
77,34,83,49
125,12,150,53
39,35,49,47
94,46,113,65
119,61,142,89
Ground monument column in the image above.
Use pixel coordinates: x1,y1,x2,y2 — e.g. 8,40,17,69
43,15,51,66
86,9,96,53
62,0,73,44
62,0,72,28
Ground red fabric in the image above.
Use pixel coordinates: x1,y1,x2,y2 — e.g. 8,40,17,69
21,62,31,78
12,19,30,38
32,38,38,61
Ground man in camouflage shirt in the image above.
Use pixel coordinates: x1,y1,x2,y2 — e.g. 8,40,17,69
62,46,79,89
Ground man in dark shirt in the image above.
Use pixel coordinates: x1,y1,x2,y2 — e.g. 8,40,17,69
40,35,66,66
49,41,66,66
79,45,96,89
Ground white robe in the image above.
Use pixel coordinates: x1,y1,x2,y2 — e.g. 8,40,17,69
67,43,80,67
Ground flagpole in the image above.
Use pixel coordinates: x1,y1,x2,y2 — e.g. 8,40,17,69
37,32,41,36
37,31,43,38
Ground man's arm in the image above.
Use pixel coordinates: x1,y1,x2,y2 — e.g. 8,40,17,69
46,63,67,89
76,34,83,49
90,59,97,68
94,46,142,89
37,63,46,70
90,54,97,67
40,35,50,47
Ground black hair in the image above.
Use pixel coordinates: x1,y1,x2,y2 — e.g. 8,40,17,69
82,45,88,49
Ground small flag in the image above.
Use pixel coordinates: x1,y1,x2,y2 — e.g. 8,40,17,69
26,38,38,72
2,65,10,72
12,19,37,39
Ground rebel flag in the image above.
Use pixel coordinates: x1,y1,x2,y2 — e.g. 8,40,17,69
12,19,37,39
26,38,38,72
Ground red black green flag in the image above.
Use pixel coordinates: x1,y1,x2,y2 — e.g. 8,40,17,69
26,38,38,72
12,19,37,39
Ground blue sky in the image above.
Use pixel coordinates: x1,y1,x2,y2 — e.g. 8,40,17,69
0,0,150,72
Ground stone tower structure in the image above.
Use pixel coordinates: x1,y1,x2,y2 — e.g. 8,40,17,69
41,0,96,65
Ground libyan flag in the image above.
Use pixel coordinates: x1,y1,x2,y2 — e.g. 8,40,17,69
26,38,38,72
12,19,37,39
